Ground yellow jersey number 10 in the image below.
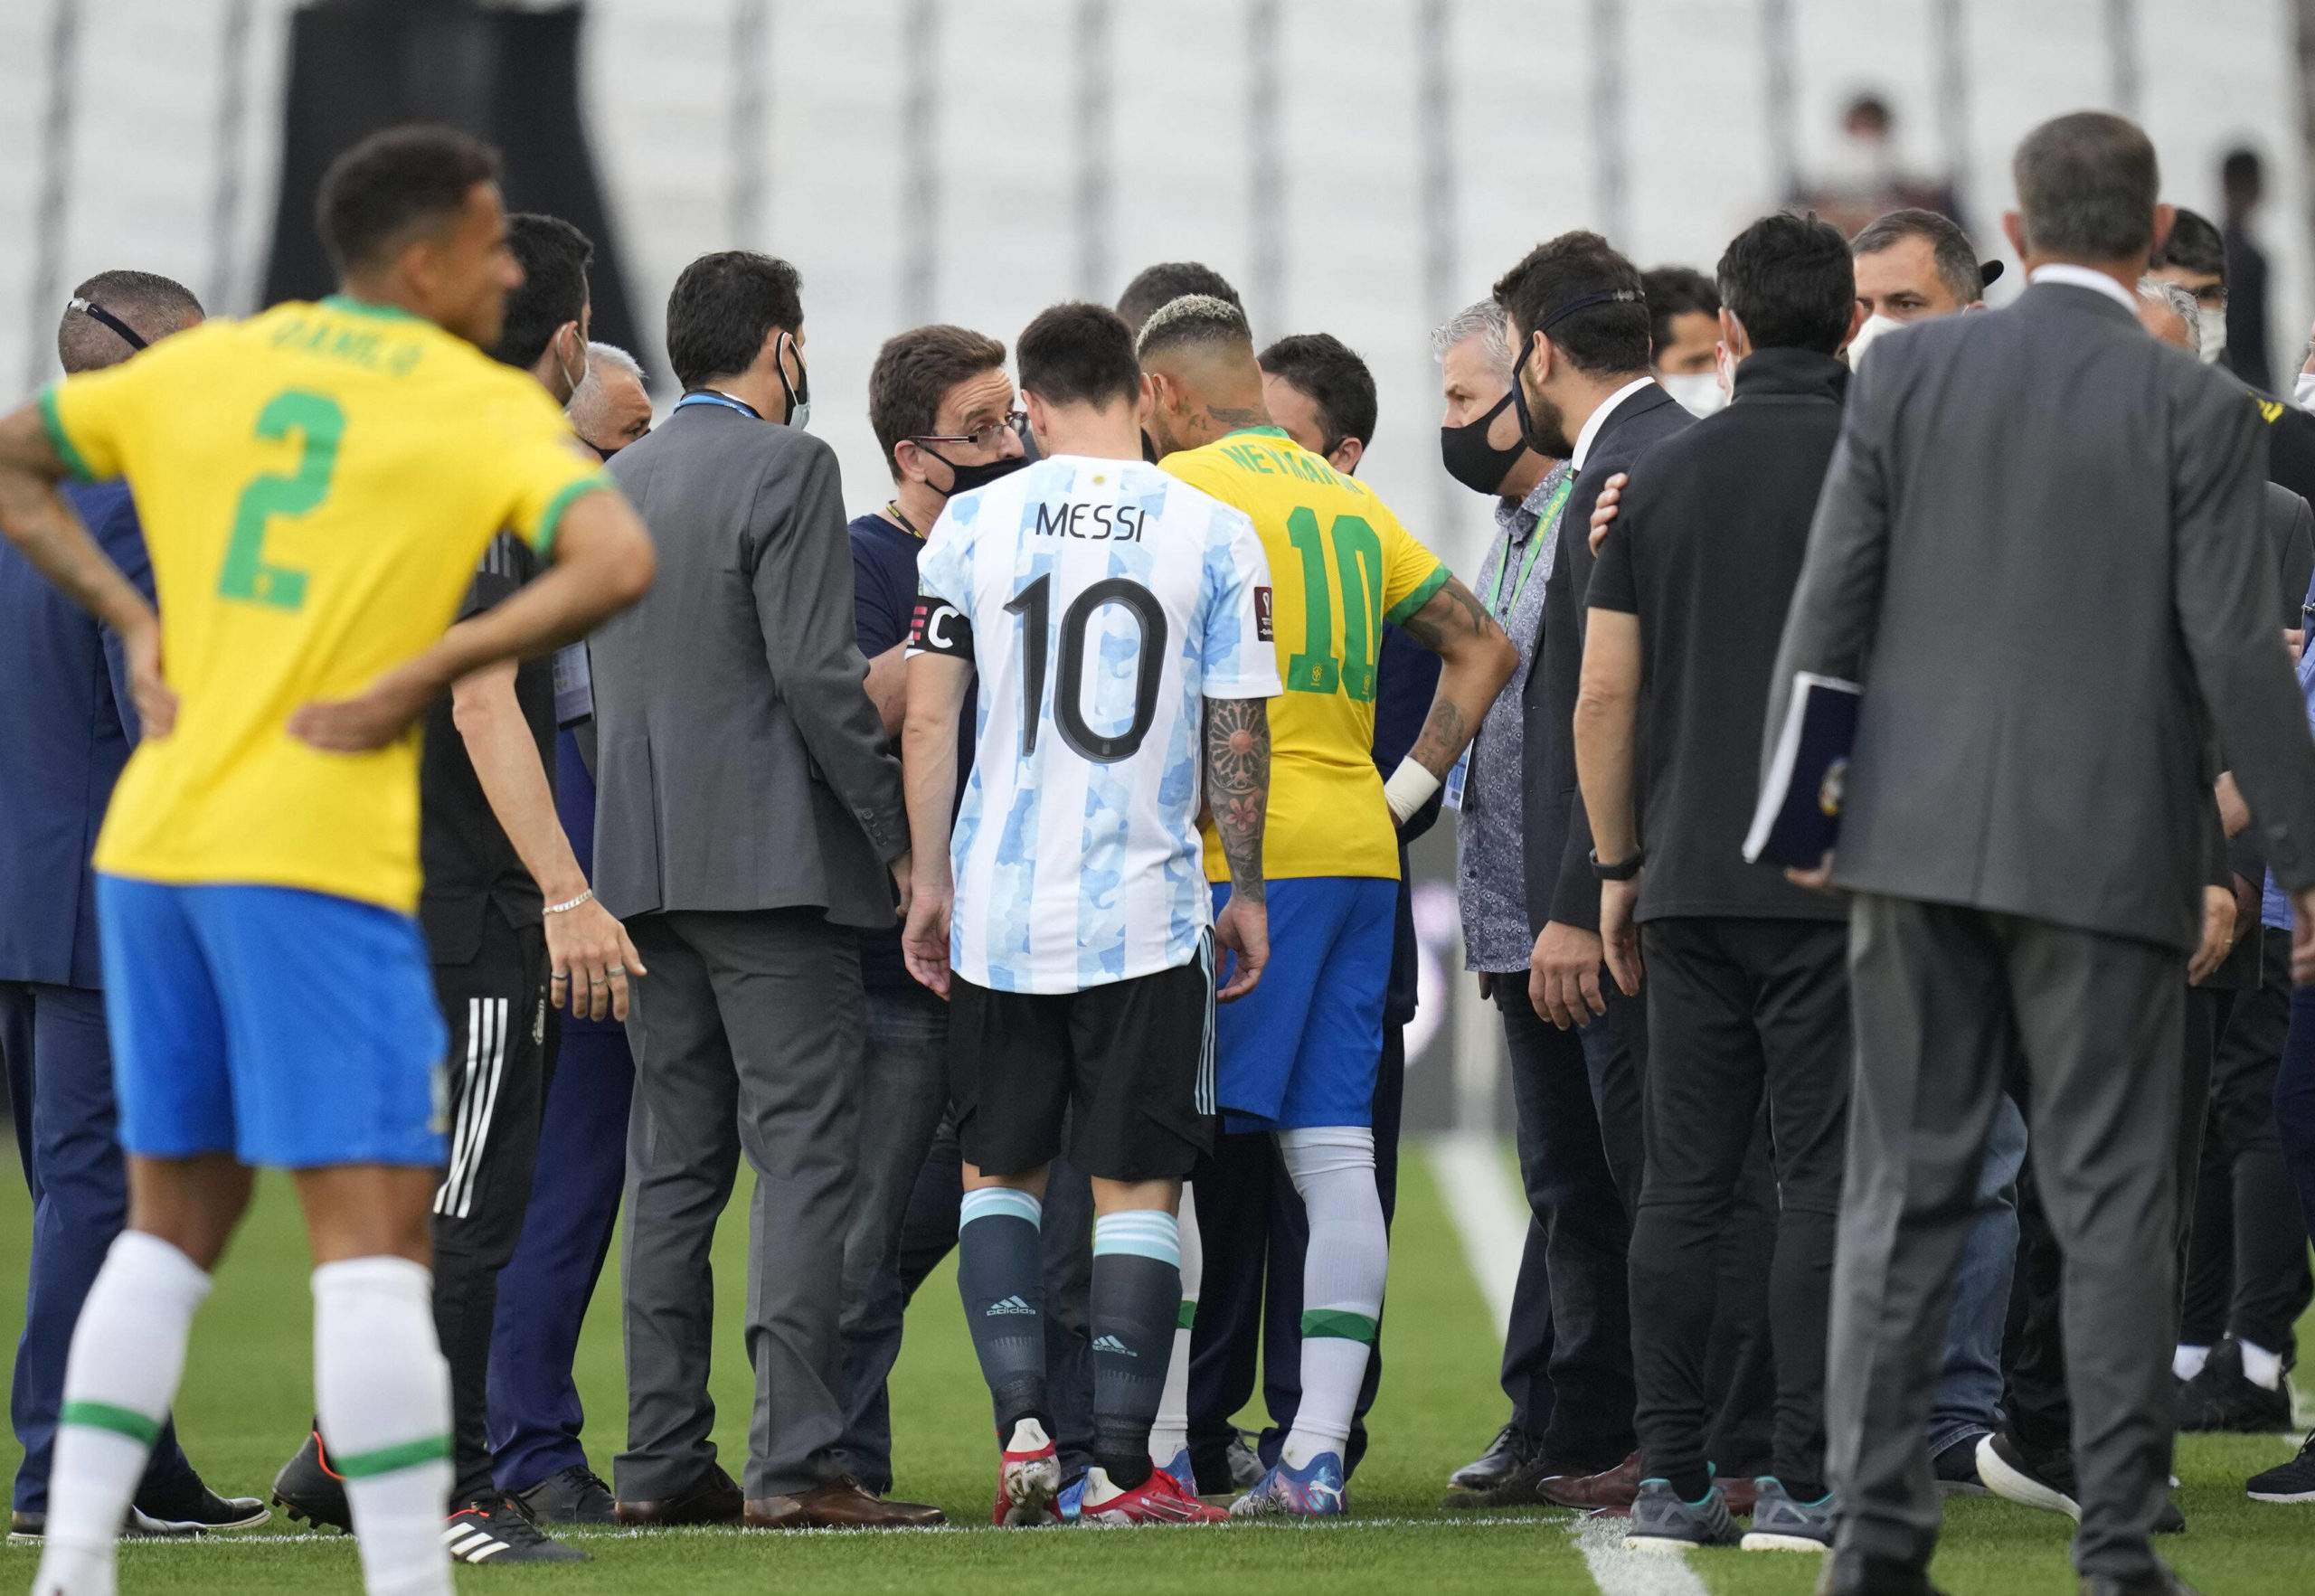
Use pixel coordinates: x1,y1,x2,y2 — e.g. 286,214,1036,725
1282,505,1383,703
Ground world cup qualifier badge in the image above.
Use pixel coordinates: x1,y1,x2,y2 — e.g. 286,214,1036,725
1254,586,1274,641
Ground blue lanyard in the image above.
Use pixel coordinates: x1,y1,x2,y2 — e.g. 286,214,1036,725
675,391,761,420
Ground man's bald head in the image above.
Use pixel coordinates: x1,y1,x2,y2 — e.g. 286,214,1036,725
58,269,203,373
1136,294,1269,458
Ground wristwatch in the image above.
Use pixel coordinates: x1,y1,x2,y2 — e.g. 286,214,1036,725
1589,847,1644,882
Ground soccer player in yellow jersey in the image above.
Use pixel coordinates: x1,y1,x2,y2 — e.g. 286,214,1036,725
0,127,655,1596
1139,296,1516,1515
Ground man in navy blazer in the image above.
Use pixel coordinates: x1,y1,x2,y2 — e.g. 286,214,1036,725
0,272,263,1538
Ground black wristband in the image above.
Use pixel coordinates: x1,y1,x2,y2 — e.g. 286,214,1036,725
1589,846,1644,882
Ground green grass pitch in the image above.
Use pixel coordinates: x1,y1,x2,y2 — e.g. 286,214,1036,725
0,1151,2310,1592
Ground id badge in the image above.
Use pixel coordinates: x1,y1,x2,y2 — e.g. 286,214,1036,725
1443,747,1470,811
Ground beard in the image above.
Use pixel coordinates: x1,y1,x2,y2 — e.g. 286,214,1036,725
1517,379,1576,460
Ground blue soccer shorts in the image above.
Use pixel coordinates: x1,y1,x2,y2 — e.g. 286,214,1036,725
98,875,449,1169
1209,874,1396,1133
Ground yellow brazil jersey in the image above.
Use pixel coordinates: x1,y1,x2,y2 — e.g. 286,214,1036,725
1162,427,1448,883
39,296,610,916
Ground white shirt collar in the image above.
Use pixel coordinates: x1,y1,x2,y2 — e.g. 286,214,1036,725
2027,263,2140,316
1570,376,1660,471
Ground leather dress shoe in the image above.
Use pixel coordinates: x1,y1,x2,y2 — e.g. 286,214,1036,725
1815,1551,1953,1596
1536,1452,1642,1512
1448,1424,1537,1493
2079,1569,2201,1596
613,1461,743,1525
749,1476,945,1528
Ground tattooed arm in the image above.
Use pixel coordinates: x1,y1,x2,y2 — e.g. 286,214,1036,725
1394,573,1519,779
1204,694,1271,1000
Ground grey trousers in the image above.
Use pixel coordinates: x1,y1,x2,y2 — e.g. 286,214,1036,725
614,908,865,1502
1829,895,2182,1581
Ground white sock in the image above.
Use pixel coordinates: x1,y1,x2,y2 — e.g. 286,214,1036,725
2174,1343,2211,1382
1148,1182,1202,1467
1277,1127,1385,1471
2241,1339,2285,1392
315,1257,455,1596
34,1232,211,1593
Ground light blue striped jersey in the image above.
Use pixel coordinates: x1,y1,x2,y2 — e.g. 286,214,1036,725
912,455,1280,994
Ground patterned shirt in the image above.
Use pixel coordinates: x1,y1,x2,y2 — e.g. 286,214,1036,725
1457,465,1573,971
912,456,1280,994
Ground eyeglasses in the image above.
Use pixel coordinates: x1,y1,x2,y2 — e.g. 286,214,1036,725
913,412,1026,453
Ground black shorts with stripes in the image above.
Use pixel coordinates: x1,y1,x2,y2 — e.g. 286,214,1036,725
949,937,1217,1184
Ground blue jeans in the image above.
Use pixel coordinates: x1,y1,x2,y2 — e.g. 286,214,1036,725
1923,1092,2027,1457
835,983,952,1493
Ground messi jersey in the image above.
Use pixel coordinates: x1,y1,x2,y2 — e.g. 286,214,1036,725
1161,428,1448,883
39,296,611,914
911,455,1280,995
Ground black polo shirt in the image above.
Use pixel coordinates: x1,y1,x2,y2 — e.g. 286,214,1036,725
1586,345,1850,923
419,532,557,963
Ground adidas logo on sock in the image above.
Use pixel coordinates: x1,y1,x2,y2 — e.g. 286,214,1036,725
986,1295,1036,1316
1091,1335,1137,1357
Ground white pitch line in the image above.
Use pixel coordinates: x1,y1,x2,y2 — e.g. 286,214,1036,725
1426,1132,1527,1340
1572,1512,1713,1596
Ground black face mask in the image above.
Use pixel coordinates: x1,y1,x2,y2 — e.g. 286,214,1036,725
1440,389,1528,496
921,446,1028,498
1507,341,1575,459
1140,429,1159,464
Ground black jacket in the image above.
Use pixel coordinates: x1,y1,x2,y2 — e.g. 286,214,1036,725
1519,382,1693,934
1587,347,1850,922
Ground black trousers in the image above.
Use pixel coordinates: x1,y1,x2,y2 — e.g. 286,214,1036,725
1629,916,1848,1489
1184,1024,1405,1487
432,907,552,1505
2180,929,2312,1355
1497,980,1639,1470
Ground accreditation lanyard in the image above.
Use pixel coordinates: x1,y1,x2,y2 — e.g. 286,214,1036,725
1451,474,1574,814
1490,473,1574,621
674,390,761,420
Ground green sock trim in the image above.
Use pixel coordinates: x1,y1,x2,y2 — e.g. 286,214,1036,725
1300,1308,1378,1345
333,1435,451,1478
59,1401,161,1447
1177,1299,1197,1330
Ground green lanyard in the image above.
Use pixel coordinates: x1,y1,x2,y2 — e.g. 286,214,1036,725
1490,475,1574,619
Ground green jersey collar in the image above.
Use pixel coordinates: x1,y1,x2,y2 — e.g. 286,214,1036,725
318,294,425,324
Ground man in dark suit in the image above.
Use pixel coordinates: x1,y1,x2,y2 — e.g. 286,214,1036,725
589,251,937,1531
0,273,264,1540
1476,231,1692,1502
1771,111,2315,1596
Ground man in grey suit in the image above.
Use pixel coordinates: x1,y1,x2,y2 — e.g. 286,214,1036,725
1771,113,2315,1596
591,251,940,1530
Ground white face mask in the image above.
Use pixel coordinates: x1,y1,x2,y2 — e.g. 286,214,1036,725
2197,305,2228,365
1659,371,1727,419
1845,312,1905,370
2292,371,2315,412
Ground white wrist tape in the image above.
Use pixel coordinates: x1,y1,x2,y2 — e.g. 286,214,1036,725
1383,758,1441,825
